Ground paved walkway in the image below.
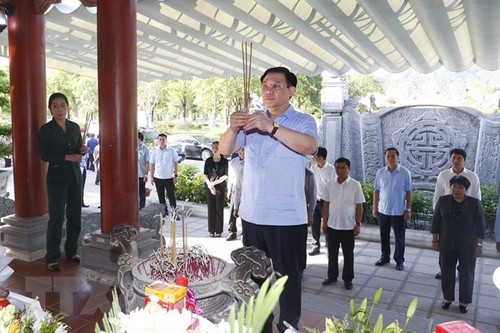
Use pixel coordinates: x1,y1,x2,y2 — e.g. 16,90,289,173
6,170,500,332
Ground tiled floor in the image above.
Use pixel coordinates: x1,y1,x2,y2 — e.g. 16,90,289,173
3,258,119,332
2,257,329,333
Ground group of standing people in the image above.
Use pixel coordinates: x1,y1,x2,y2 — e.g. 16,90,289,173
37,65,493,331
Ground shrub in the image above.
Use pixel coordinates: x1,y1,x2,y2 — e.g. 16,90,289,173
362,181,499,239
481,184,499,238
176,164,206,204
0,124,12,158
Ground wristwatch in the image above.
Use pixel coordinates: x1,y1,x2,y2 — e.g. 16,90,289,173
271,122,280,136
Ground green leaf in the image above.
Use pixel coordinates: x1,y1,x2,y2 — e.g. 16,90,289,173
237,302,246,333
406,297,418,319
373,287,383,305
251,275,288,333
357,298,367,322
227,307,236,333
373,314,384,333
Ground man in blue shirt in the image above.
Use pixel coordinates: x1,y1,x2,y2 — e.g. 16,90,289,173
219,67,319,333
373,147,412,271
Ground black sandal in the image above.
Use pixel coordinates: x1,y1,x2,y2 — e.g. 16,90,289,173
459,304,469,313
47,263,61,272
441,300,452,310
68,255,81,263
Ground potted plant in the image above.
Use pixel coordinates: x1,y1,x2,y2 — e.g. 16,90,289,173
0,124,12,167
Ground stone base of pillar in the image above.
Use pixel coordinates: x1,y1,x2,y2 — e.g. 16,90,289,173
81,228,159,284
0,214,48,261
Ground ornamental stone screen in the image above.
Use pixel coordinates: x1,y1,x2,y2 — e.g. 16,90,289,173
321,103,500,191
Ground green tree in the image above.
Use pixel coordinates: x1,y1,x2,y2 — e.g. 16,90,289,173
46,70,98,123
138,80,164,128
163,79,197,124
0,68,10,119
346,73,385,100
294,73,322,117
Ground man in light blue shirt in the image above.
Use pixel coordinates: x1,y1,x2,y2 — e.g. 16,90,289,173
219,67,318,333
373,147,412,271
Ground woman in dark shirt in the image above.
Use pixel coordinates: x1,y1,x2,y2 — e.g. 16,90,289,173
203,141,228,237
38,93,88,272
431,175,486,313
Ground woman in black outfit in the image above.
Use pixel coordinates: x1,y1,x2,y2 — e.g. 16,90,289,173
38,92,88,272
431,175,486,313
203,141,228,237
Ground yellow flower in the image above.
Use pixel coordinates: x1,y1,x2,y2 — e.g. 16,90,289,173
7,319,20,333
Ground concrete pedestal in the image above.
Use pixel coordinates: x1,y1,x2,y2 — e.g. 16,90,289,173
0,214,48,261
81,228,158,285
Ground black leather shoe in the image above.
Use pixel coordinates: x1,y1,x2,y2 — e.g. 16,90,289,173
375,259,389,266
82,204,89,208
396,263,404,270
344,281,353,290
441,300,451,310
321,278,337,286
435,272,442,279
459,304,468,313
309,247,320,256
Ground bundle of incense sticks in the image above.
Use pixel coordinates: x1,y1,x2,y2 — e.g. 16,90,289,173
241,39,252,112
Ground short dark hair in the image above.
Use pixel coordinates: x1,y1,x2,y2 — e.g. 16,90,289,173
158,133,167,139
315,147,327,159
48,92,69,109
450,148,467,160
138,132,144,141
334,157,351,167
384,147,399,157
212,141,219,145
449,175,470,190
260,67,297,88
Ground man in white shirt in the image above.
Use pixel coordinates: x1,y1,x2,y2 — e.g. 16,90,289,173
321,157,365,290
309,147,335,256
149,134,180,218
226,149,245,241
433,148,481,208
433,148,481,279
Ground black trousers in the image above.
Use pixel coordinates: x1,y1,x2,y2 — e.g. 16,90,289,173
154,177,177,214
311,200,325,248
440,246,476,304
206,187,225,234
139,178,146,210
227,204,238,233
81,167,86,205
326,228,355,282
378,213,406,264
46,182,82,264
242,220,306,333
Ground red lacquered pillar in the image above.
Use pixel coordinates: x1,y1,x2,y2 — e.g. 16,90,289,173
97,0,139,233
7,0,47,217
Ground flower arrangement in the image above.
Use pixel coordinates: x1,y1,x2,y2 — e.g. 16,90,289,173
96,275,288,333
305,288,418,333
0,298,68,333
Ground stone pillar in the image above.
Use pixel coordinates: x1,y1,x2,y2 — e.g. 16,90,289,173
97,0,139,233
320,72,346,165
0,0,49,260
475,115,500,189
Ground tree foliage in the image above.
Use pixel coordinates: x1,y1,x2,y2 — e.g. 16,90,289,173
346,73,385,100
294,73,322,116
0,68,10,117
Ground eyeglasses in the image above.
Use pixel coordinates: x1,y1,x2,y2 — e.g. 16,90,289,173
261,82,289,91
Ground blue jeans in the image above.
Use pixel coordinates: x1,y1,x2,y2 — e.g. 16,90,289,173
378,213,406,264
